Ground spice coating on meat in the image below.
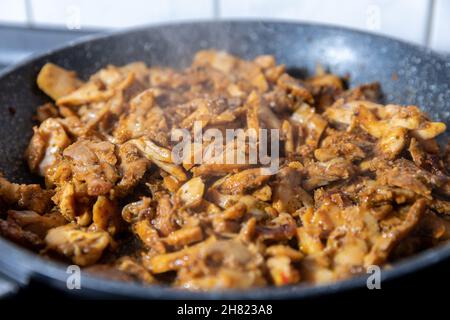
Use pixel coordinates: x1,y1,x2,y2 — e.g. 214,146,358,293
0,49,449,289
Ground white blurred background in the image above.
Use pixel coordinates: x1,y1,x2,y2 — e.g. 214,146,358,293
0,0,448,69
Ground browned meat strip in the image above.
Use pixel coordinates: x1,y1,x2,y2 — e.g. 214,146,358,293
0,49,448,290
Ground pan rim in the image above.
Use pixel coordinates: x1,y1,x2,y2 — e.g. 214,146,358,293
0,19,447,80
0,19,449,299
1,234,449,299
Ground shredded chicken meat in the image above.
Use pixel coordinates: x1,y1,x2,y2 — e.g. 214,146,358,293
1,49,449,290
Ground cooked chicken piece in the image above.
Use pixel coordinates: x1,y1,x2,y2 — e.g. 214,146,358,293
256,213,297,241
74,102,113,136
254,55,276,69
0,219,44,248
266,245,304,261
191,139,252,176
338,82,381,102
314,129,374,162
175,239,266,289
324,100,379,128
331,234,369,276
264,64,286,84
212,195,261,234
305,72,344,109
96,65,125,88
133,219,165,253
412,122,447,140
326,101,445,160
378,104,421,127
63,139,119,196
45,224,110,266
201,240,263,272
121,197,152,223
151,158,187,182
307,73,343,91
176,177,205,208
355,103,391,137
408,137,445,176
116,257,155,284
37,63,82,100
281,120,295,156
355,105,415,160
354,178,418,207
246,91,262,132
205,188,241,209
119,62,149,84
180,98,232,129
164,225,203,247
239,60,269,93
128,87,154,110
272,166,313,212
219,201,248,220
380,104,446,139
193,50,237,74
297,220,325,255
128,137,186,182
0,175,53,214
258,101,281,129
56,81,111,106
323,99,356,126
57,72,134,106
218,168,273,195
52,182,77,221
145,236,216,274
238,216,257,242
162,175,182,192
35,103,60,123
267,256,301,286
303,158,356,190
114,98,169,146
130,137,172,163
192,163,250,177
115,142,149,196
376,126,408,159
414,210,450,240
277,73,314,104
300,257,336,283
25,118,71,176
364,199,426,266
430,199,450,215
7,210,66,238
291,103,327,149
95,62,147,90
90,196,122,235
153,194,177,237
252,185,272,202
376,159,447,198
178,268,265,290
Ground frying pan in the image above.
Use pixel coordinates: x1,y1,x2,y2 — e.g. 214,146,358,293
0,21,450,299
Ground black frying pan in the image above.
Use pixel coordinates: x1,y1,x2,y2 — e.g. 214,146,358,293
1,21,450,299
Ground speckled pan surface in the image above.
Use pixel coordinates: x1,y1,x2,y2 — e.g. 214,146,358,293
0,21,450,299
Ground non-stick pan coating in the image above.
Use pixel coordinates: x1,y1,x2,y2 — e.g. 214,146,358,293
0,21,450,299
